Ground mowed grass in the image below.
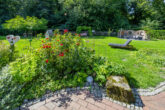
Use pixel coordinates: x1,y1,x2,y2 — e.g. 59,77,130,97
1,35,165,88
83,36,165,88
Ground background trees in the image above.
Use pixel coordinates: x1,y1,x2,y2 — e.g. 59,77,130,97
0,0,165,31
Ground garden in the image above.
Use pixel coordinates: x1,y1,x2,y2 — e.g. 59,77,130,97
1,0,165,110
1,31,165,109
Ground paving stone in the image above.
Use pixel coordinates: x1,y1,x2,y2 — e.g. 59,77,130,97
77,99,88,107
94,101,106,109
37,106,48,110
45,102,56,110
23,82,165,110
28,101,45,110
70,102,81,110
85,98,95,104
87,103,103,110
79,106,88,110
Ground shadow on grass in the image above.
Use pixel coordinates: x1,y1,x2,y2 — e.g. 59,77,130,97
110,46,138,51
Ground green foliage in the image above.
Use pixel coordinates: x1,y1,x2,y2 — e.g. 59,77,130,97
10,55,37,83
147,30,165,40
140,18,161,30
1,0,165,30
93,57,127,86
0,41,10,70
0,33,127,109
36,33,43,39
85,36,165,88
108,28,112,36
0,66,24,110
76,26,93,36
2,15,48,31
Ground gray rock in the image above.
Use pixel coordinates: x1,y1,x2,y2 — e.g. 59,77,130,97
106,76,135,104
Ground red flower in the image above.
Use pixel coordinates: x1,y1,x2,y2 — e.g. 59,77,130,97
79,34,81,37
75,33,77,36
64,29,68,33
42,40,44,43
46,45,49,48
46,38,49,40
49,46,51,48
57,40,59,42
60,44,63,46
43,45,46,48
59,52,64,57
45,59,49,63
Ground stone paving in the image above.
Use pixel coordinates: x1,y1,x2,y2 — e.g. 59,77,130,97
141,91,165,110
19,82,165,110
26,90,129,110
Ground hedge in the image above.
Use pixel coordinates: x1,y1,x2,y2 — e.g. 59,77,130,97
147,30,165,40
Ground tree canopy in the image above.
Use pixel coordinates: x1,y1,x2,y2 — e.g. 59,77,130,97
0,0,165,30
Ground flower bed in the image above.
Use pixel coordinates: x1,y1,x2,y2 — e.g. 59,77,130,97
0,31,126,110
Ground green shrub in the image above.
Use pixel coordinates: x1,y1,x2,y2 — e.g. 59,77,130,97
0,41,10,70
2,15,48,31
0,66,24,110
147,30,165,40
10,55,38,83
76,26,93,36
93,57,127,86
0,32,126,109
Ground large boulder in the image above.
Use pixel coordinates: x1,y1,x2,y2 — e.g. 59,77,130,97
106,76,135,104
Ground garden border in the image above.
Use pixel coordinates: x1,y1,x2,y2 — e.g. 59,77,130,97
136,81,165,96
19,82,143,110
17,81,165,110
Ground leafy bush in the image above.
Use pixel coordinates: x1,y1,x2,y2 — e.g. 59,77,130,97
0,41,10,70
0,66,24,110
147,30,165,40
0,32,126,109
76,26,93,36
10,55,38,83
2,15,48,31
93,57,127,86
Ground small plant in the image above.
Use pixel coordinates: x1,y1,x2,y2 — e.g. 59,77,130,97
76,26,93,36
36,33,43,39
53,29,60,35
108,28,112,36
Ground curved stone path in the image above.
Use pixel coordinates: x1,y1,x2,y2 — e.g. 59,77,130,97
21,89,165,110
27,90,129,110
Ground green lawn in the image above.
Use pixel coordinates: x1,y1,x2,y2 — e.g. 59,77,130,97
1,36,165,89
83,36,165,88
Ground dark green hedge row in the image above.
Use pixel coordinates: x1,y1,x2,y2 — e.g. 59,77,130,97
0,29,47,36
147,30,165,40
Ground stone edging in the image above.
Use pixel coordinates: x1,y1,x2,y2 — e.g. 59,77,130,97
136,81,165,96
19,82,143,110
18,81,165,110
